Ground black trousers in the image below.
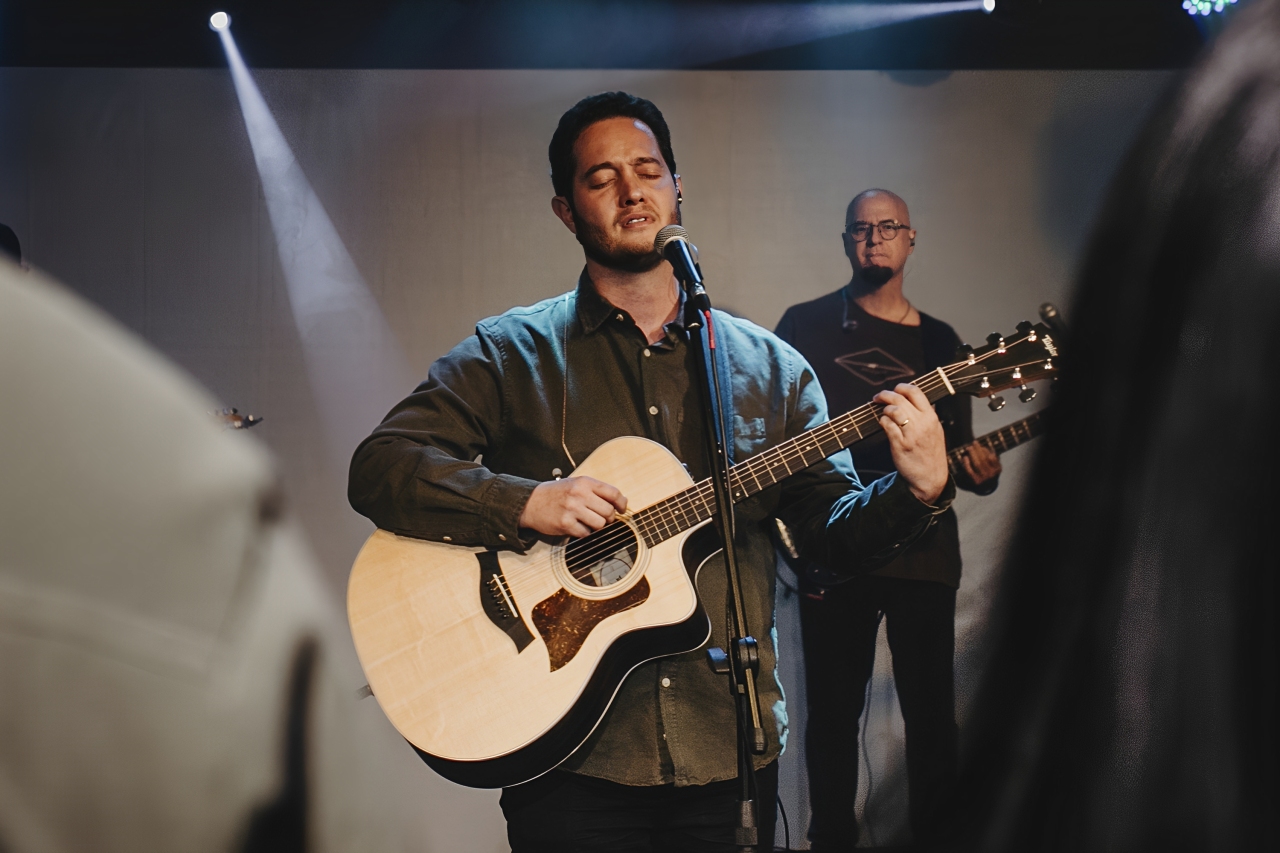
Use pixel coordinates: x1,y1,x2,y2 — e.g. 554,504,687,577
500,762,778,853
800,575,958,848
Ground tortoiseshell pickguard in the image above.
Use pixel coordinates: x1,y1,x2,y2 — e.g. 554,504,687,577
532,578,650,671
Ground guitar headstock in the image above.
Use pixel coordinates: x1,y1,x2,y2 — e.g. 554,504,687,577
945,321,1060,410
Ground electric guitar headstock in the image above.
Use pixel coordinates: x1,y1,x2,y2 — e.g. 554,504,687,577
943,321,1060,410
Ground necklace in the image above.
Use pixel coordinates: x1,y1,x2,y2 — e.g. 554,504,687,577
842,286,914,328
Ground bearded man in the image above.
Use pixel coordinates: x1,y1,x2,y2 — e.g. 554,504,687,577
349,96,952,853
775,189,1001,850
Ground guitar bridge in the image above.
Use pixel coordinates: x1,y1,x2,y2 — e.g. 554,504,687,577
477,551,534,653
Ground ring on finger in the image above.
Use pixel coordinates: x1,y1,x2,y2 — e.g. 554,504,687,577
897,418,910,428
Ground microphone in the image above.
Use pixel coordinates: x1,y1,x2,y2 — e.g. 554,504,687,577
654,225,702,289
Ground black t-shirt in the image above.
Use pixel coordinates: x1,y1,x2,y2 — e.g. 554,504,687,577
776,288,975,587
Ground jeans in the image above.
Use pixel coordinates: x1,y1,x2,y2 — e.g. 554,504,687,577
500,761,779,852
801,575,958,848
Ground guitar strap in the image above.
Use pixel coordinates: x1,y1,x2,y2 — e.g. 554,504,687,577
559,292,579,471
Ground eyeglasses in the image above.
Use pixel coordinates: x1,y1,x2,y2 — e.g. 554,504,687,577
846,220,910,242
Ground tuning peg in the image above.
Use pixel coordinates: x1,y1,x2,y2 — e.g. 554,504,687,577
1016,320,1038,342
1019,385,1037,403
988,395,1006,411
956,343,975,364
986,333,1006,353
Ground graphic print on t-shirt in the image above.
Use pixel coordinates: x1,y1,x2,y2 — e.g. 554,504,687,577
834,347,915,386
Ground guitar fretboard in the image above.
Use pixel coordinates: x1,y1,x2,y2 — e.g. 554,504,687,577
627,365,963,549
946,409,1045,476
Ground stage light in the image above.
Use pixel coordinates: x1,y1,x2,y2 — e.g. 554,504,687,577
1182,0,1236,15
982,0,995,12
214,22,412,469
209,11,231,31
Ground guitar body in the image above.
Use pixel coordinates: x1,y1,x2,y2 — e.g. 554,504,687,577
347,436,717,788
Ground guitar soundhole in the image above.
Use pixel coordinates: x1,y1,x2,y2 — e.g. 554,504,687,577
564,523,639,588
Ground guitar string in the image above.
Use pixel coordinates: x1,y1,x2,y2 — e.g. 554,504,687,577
509,387,912,586
551,362,966,575
610,353,1050,562
552,396,904,580
516,340,1047,587
505,338,1044,586
518,383,1033,588
500,334,1043,586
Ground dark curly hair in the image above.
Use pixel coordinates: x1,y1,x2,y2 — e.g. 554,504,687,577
548,92,677,202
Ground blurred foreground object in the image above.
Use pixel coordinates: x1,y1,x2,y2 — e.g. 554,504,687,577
216,407,265,430
0,258,414,852
0,223,20,265
947,0,1280,850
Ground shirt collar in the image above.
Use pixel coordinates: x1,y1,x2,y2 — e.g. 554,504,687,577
574,268,689,337
574,269,617,334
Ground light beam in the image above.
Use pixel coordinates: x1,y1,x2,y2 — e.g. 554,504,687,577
216,26,413,468
494,1,990,66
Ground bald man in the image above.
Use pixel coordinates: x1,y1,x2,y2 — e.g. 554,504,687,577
775,189,1001,850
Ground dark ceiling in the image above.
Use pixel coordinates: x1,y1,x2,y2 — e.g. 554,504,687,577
0,0,1212,70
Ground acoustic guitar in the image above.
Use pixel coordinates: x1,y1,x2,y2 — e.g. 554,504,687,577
347,321,1060,788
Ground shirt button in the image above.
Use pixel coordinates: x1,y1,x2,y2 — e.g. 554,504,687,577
643,348,652,357
442,536,452,542
648,405,659,416
616,313,625,321
498,534,507,542
661,677,671,688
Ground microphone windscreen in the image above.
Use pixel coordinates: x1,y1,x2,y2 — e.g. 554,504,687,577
654,225,689,256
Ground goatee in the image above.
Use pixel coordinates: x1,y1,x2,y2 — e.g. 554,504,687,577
579,232,663,272
857,265,894,288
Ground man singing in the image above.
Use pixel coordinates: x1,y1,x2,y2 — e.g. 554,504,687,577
776,189,1002,850
349,94,953,853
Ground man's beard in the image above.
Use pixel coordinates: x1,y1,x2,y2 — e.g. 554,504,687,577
571,207,679,274
856,264,894,288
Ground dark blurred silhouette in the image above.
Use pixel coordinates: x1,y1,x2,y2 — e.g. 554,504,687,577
945,1,1280,850
0,223,21,265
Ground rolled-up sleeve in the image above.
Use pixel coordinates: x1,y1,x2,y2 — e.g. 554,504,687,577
347,330,538,550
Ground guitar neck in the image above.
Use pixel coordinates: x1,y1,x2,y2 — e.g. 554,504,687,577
627,365,964,549
947,409,1046,475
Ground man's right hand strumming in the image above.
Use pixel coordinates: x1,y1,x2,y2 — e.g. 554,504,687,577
519,477,629,538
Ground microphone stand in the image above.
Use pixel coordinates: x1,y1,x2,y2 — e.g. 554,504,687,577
669,240,768,853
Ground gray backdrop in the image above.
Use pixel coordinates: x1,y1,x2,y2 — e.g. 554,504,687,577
0,67,1172,849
